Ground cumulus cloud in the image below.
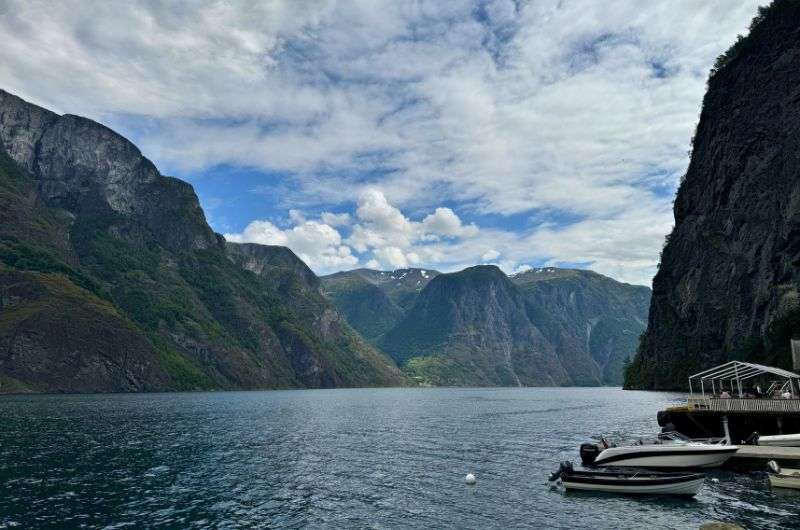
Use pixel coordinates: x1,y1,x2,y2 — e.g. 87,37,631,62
320,212,351,227
225,191,491,273
422,208,479,239
0,0,764,284
347,189,415,254
374,246,418,269
346,190,483,270
225,219,358,270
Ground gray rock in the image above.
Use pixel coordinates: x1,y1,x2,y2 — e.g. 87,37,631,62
0,89,218,252
625,2,800,389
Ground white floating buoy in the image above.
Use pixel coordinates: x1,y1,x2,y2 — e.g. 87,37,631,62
465,473,477,485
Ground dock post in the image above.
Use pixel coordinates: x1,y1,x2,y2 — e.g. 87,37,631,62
722,415,731,444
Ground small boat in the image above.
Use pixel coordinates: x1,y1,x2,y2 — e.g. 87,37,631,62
580,432,738,469
755,433,800,447
767,460,800,489
549,461,705,497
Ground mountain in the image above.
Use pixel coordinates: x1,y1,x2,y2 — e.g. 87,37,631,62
0,89,404,393
320,268,438,341
325,264,650,386
624,0,800,390
511,268,650,385
381,266,569,386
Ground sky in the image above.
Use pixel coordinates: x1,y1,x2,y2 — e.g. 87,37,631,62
0,0,763,285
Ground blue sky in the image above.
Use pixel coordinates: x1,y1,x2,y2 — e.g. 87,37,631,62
0,0,762,284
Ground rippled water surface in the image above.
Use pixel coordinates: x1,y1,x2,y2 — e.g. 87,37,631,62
1,387,798,529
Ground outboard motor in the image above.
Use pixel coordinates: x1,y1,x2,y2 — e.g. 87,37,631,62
580,442,601,466
745,431,760,446
549,461,574,482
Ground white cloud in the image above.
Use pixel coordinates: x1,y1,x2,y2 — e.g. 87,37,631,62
288,209,306,224
226,220,288,246
355,189,413,237
374,246,413,269
225,219,358,270
346,190,484,270
0,0,764,284
320,211,351,226
347,189,415,253
223,188,670,282
482,249,500,262
512,264,532,275
422,207,479,238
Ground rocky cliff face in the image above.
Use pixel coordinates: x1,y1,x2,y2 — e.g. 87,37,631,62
512,268,650,385
324,264,649,386
625,1,800,390
0,90,404,393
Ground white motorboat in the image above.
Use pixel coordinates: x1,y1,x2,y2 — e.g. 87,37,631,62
580,432,739,469
549,461,705,497
767,460,800,489
756,433,800,447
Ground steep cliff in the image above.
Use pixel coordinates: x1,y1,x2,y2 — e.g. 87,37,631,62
511,268,650,385
0,90,404,392
625,0,800,389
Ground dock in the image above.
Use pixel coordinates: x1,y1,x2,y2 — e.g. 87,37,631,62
731,445,800,463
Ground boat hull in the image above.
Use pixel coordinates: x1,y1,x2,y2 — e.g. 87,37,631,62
593,446,738,469
561,473,704,496
769,473,800,489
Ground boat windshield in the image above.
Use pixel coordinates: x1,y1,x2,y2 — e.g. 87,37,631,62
657,431,692,443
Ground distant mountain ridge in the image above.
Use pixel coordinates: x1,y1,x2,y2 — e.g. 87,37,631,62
0,89,404,393
321,268,438,342
322,265,650,386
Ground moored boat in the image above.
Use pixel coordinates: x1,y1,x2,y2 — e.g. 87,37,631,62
549,461,705,497
580,432,738,469
767,460,800,489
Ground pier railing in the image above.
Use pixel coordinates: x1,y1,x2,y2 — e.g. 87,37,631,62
688,396,800,413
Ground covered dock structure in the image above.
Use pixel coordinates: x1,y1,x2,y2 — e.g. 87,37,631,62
687,361,800,414
658,361,800,441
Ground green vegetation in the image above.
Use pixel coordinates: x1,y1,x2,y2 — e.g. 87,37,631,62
0,373,32,394
152,338,216,391
402,355,471,386
0,237,105,297
708,1,785,79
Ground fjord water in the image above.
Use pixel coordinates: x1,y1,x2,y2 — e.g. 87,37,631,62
1,388,797,529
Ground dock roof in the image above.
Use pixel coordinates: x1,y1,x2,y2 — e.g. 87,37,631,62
690,361,800,382
689,361,800,397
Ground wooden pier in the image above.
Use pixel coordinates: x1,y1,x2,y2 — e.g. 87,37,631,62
730,445,800,463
